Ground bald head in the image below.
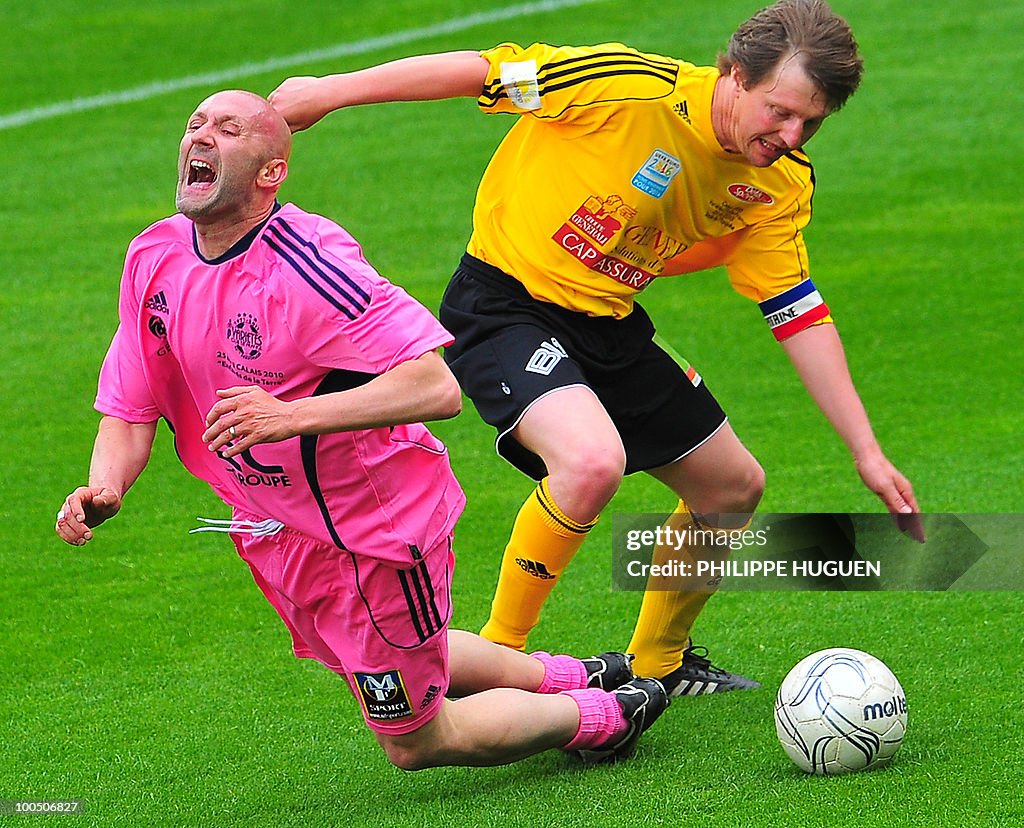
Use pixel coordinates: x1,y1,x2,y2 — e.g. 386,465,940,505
176,89,292,239
201,89,292,162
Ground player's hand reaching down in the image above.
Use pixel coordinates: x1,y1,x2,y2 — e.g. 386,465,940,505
55,486,122,546
854,449,926,543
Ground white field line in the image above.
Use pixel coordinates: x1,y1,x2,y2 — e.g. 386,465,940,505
0,0,601,131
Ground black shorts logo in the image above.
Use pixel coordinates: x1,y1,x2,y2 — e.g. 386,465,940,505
355,670,414,721
524,337,567,376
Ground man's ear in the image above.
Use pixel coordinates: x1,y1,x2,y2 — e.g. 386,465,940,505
258,158,288,189
730,63,749,92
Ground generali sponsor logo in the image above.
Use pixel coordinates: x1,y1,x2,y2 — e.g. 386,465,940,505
552,195,654,290
552,225,655,290
568,195,637,245
727,183,774,205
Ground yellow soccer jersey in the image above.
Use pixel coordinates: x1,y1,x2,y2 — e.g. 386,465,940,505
470,42,832,339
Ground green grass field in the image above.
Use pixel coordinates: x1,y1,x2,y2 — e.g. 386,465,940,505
3,1,1022,825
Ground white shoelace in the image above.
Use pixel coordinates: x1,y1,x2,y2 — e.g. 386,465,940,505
189,517,285,537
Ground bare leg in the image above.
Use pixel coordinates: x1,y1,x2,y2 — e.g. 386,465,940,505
512,385,625,522
646,422,765,522
628,422,766,678
375,691,580,770
446,629,545,696
480,386,625,649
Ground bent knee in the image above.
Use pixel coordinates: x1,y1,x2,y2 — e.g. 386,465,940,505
724,456,765,513
377,733,437,772
745,460,767,504
548,444,626,506
695,457,766,517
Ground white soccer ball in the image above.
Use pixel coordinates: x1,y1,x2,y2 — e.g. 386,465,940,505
774,647,908,775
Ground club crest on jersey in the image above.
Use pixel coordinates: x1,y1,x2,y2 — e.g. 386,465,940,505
727,183,774,205
226,312,263,360
631,149,681,198
355,670,414,721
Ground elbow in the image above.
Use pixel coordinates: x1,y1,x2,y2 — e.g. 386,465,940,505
416,352,462,421
435,376,463,420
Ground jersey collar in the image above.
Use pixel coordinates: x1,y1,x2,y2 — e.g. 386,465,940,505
192,201,283,265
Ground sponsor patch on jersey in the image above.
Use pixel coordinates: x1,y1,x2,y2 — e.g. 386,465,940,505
355,670,414,721
147,315,167,339
631,149,681,198
568,195,636,245
500,59,541,110
758,279,830,340
147,314,171,357
551,226,655,290
727,183,775,205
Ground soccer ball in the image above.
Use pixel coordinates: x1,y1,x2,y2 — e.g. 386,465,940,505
774,647,908,775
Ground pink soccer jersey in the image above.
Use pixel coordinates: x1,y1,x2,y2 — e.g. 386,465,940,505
96,203,465,563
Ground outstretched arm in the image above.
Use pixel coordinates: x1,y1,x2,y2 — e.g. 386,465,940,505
55,416,158,545
202,350,462,458
780,324,925,541
269,51,491,131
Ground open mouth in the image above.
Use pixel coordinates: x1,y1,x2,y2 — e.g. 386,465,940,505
187,159,217,186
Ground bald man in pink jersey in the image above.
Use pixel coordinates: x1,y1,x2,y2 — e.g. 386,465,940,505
54,89,667,768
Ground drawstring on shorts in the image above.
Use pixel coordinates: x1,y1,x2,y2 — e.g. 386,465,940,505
189,517,285,537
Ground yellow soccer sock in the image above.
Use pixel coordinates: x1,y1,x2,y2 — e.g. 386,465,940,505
480,478,597,650
628,503,736,678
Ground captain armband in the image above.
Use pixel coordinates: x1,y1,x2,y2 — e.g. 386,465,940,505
758,279,830,341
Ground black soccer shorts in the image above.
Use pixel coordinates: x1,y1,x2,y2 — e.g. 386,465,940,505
439,254,727,480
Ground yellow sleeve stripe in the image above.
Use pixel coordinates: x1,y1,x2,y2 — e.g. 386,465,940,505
480,49,678,108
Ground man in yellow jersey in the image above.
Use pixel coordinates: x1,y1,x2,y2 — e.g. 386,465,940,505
271,0,924,697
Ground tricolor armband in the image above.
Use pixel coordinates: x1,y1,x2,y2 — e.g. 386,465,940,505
758,280,830,341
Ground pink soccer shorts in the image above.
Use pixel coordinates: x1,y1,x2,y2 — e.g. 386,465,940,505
231,515,453,735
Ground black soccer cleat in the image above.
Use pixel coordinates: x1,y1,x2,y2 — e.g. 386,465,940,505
658,644,761,697
581,651,635,690
576,678,670,764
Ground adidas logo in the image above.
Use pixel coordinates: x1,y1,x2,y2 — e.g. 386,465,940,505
420,684,443,709
673,100,691,124
144,290,169,314
515,558,557,580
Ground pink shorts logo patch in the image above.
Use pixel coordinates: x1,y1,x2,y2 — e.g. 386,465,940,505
355,670,414,721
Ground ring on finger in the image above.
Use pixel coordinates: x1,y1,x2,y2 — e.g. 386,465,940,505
229,425,238,438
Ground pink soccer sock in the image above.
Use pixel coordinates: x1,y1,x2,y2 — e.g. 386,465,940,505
562,688,629,751
531,651,589,693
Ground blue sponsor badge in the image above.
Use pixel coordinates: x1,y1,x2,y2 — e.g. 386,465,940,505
631,149,681,198
355,670,414,720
